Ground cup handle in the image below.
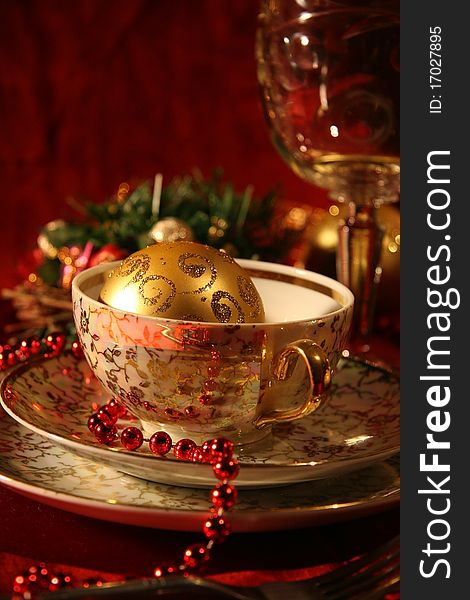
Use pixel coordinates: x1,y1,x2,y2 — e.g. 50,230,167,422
254,339,331,428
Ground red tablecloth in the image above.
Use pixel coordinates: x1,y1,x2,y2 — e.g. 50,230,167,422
0,483,399,593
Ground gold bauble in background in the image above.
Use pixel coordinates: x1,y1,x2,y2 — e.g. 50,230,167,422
148,217,194,244
100,241,265,323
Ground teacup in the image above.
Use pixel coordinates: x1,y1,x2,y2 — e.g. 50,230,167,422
72,259,353,444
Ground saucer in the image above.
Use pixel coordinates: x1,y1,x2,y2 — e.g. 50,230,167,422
0,407,400,531
0,352,400,488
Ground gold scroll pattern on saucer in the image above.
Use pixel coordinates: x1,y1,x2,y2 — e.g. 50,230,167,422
99,241,265,323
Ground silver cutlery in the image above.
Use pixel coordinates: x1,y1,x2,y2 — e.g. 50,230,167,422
34,535,399,599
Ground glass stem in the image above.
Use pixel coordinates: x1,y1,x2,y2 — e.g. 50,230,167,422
336,203,385,341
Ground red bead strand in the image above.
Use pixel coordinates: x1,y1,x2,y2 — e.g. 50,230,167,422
211,482,238,509
173,438,197,460
5,332,240,590
87,404,240,578
213,458,240,481
121,427,144,450
149,431,172,455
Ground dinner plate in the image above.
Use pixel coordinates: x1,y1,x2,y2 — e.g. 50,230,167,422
0,353,400,488
0,406,399,531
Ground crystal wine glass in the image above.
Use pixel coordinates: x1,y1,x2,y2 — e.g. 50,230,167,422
256,0,399,343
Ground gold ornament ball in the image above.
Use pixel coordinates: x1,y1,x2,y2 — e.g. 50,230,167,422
148,217,194,244
100,241,265,323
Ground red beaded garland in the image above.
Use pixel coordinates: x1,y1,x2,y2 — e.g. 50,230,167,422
107,398,127,418
5,330,241,584
87,413,102,432
190,447,205,463
198,392,213,406
28,336,42,354
200,440,215,462
149,431,172,455
48,572,73,592
203,514,231,542
45,332,66,356
183,406,198,417
81,578,105,589
121,426,144,451
153,563,179,578
210,350,221,363
204,437,234,461
203,378,218,392
93,422,117,445
164,407,183,419
6,348,17,367
3,330,245,591
183,544,210,569
13,564,74,595
174,438,197,460
71,340,84,358
16,339,31,361
97,405,118,426
207,364,221,378
13,572,30,595
213,458,240,481
211,482,238,509
0,334,46,372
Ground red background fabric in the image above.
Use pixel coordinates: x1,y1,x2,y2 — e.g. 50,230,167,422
0,0,325,289
0,2,399,593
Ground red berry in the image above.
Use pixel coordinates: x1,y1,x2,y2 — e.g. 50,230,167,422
203,514,231,542
183,544,210,569
149,431,172,455
174,439,197,461
211,483,238,509
94,422,117,445
121,427,144,451
213,458,239,481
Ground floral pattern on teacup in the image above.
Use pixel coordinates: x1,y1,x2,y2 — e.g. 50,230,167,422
72,265,353,441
